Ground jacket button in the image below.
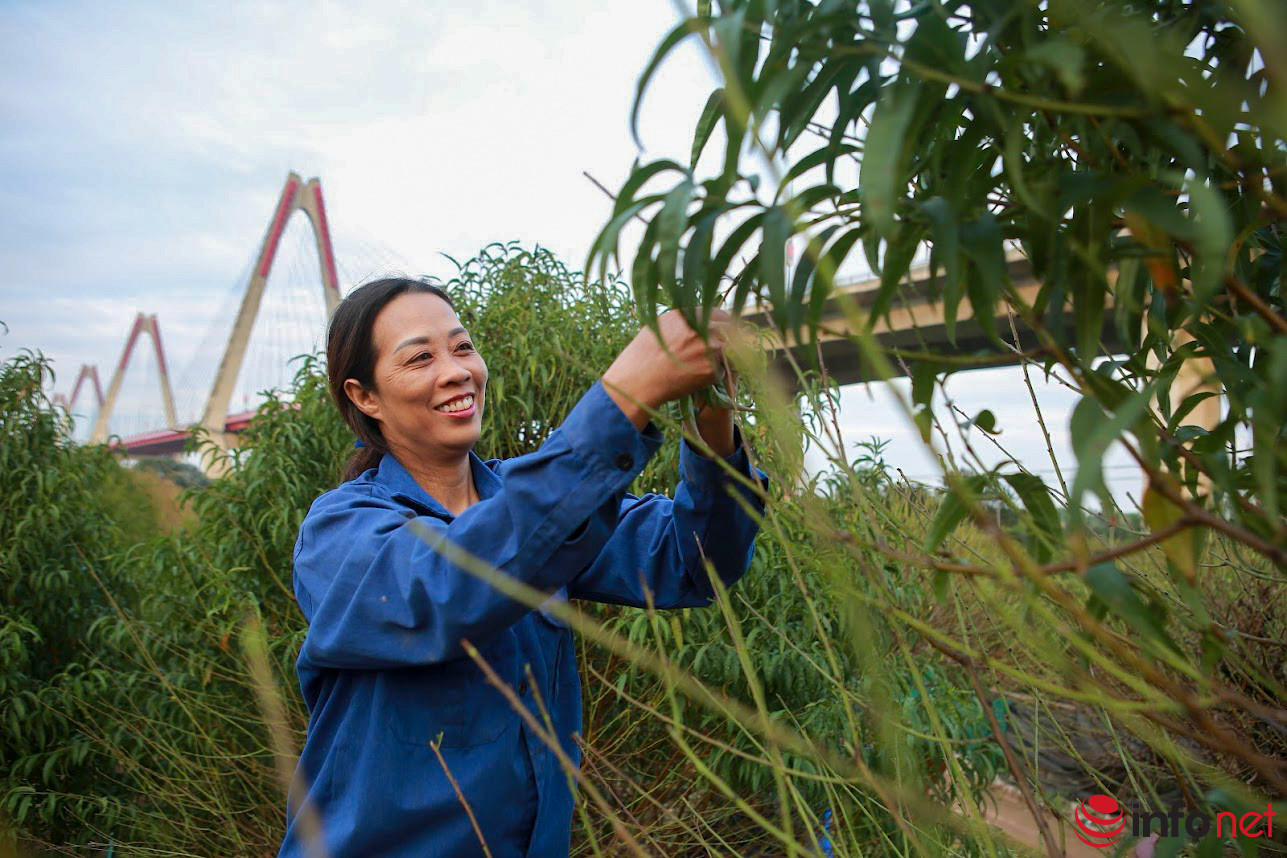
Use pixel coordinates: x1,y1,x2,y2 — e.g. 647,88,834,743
614,452,632,471
519,680,530,696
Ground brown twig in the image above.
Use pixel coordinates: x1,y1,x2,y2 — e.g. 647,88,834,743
429,737,493,858
867,517,1197,581
582,170,649,227
461,641,652,858
1225,273,1287,335
961,657,1064,858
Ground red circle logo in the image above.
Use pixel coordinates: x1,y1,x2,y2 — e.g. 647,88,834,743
1074,794,1126,848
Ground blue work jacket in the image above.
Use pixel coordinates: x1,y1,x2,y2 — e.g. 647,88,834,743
280,380,769,858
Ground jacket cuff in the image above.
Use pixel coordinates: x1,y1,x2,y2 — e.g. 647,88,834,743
679,423,766,498
559,380,664,478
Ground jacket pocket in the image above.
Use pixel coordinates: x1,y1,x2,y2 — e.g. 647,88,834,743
383,668,510,749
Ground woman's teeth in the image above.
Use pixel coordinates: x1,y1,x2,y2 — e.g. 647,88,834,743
436,394,475,413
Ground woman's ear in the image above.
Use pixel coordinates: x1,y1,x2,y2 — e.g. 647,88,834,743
343,378,381,421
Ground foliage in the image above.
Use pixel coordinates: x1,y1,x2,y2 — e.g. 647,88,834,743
582,0,1286,855
0,350,144,844
4,9,1285,844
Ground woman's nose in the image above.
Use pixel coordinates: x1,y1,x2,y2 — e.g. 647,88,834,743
442,354,473,384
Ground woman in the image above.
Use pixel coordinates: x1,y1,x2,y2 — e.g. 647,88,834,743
279,277,769,857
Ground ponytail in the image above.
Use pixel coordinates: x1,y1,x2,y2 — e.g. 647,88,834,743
342,445,386,482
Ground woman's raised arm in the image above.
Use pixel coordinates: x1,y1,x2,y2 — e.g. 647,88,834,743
294,379,666,669
567,423,769,609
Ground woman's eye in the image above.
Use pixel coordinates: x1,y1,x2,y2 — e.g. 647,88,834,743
413,352,430,362
457,342,475,351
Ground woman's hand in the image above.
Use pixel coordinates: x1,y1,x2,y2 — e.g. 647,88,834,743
601,308,734,431
690,355,737,458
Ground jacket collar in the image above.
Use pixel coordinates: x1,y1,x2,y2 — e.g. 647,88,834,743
373,449,502,520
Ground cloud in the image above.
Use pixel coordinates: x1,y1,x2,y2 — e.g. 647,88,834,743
1,0,1136,503
0,1,710,413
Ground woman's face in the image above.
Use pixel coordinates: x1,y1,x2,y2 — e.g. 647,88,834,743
345,291,487,458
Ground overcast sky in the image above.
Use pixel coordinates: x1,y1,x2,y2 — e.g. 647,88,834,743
0,0,1140,505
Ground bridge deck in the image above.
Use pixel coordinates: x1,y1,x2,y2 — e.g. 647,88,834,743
112,408,262,456
740,254,1124,388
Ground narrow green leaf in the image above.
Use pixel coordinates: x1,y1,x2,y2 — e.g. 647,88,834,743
657,180,696,317
925,475,989,553
960,212,1006,346
1182,177,1233,304
631,21,700,148
761,207,791,333
613,160,686,218
789,224,841,346
1002,472,1062,563
686,206,723,312
710,211,766,314
860,81,917,239
1084,561,1178,653
1069,382,1157,515
920,196,961,343
631,214,663,324
691,89,726,168
911,361,937,410
870,224,919,325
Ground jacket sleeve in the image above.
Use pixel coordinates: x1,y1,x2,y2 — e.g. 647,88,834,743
567,422,770,609
293,380,665,670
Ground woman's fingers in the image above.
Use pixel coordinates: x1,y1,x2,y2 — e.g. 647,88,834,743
630,308,742,403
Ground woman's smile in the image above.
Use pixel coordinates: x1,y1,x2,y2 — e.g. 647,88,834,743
434,393,477,418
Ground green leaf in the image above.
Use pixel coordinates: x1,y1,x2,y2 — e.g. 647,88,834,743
631,214,663,322
911,361,937,410
1068,382,1157,515
870,224,919,325
613,160,685,218
711,210,766,314
1182,177,1233,305
861,81,917,239
920,197,962,343
960,212,1006,346
925,475,990,553
1084,562,1178,654
779,57,861,150
904,6,966,76
761,206,792,333
968,409,998,434
789,224,842,345
656,180,696,317
1002,473,1062,563
686,206,722,311
813,225,864,311
587,195,663,286
631,21,700,148
1112,255,1146,349
828,78,879,173
1024,40,1086,94
1072,258,1107,360
691,89,726,168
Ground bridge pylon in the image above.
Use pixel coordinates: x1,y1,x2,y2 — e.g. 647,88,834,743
90,313,178,444
198,172,341,477
53,363,105,418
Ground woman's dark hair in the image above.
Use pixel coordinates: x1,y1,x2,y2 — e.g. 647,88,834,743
327,277,455,483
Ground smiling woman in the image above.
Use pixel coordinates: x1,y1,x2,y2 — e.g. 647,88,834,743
280,276,770,857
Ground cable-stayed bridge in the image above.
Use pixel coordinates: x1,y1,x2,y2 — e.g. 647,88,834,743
54,172,1220,484
53,172,412,476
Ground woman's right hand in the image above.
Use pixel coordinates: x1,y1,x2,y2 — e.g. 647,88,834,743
601,308,733,430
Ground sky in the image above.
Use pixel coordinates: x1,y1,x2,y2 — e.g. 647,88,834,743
0,0,1141,506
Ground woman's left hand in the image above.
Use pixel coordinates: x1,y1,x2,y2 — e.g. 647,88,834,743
690,354,738,458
